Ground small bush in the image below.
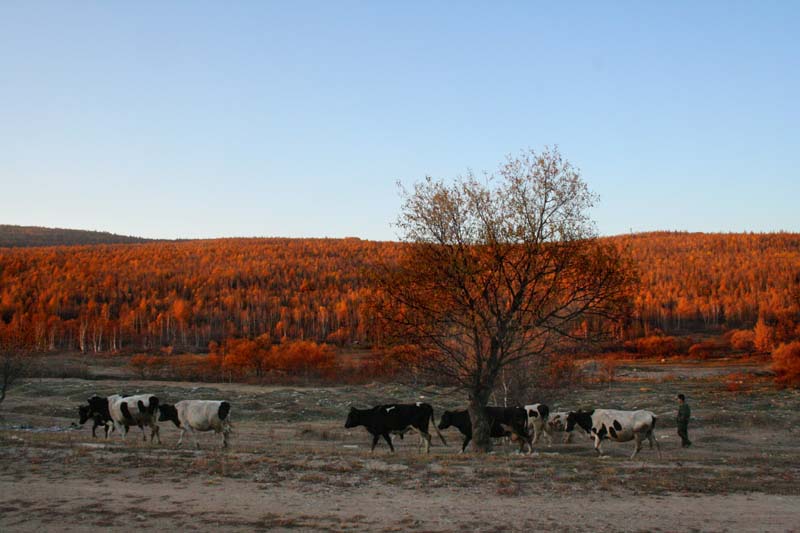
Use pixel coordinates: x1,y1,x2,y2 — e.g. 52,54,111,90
754,318,777,352
729,330,756,352
772,341,800,388
625,335,692,357
688,341,727,359
538,357,582,389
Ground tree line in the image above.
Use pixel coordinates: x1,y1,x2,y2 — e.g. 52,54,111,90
0,233,798,354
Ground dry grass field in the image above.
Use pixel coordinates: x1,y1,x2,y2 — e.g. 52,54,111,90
1,359,799,532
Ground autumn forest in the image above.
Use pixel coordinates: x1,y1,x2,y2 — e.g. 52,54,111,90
1,231,799,382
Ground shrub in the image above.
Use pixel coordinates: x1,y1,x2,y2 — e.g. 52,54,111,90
729,329,756,352
772,341,800,388
754,318,777,352
626,335,692,357
538,357,582,389
129,354,155,378
688,341,727,359
270,340,337,377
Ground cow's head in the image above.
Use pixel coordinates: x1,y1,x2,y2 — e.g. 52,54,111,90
565,410,593,433
344,407,360,428
158,404,181,428
437,410,454,430
78,405,92,425
548,414,566,431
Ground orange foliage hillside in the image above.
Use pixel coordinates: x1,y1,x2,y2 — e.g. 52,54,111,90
0,232,798,353
0,238,399,352
612,232,800,336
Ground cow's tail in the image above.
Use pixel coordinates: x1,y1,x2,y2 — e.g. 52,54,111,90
650,414,662,458
429,405,448,447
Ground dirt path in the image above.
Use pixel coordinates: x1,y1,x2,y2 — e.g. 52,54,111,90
2,475,798,532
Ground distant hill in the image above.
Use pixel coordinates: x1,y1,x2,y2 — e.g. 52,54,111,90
0,232,798,354
0,224,153,248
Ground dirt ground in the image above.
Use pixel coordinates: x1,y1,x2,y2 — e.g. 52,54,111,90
1,360,799,532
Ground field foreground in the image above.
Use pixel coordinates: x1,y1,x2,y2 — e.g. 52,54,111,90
1,361,799,532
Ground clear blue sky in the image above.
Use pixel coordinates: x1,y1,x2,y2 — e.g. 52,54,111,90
1,1,798,241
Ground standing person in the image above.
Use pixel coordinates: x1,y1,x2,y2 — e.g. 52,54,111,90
676,394,692,447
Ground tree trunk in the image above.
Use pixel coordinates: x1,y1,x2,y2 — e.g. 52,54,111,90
468,388,493,453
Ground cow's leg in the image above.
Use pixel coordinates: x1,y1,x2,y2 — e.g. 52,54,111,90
181,425,198,449
563,431,572,444
417,430,432,454
648,430,662,459
139,424,147,442
122,424,129,440
151,424,161,445
543,428,554,447
91,421,98,438
520,432,533,455
382,433,395,452
631,433,643,459
222,428,230,449
460,435,471,453
370,434,380,452
516,434,525,454
176,428,186,448
593,433,603,455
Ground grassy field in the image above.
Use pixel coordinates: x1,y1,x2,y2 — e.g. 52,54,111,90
1,358,799,532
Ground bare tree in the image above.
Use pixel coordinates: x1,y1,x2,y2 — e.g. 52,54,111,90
375,147,636,452
0,348,29,405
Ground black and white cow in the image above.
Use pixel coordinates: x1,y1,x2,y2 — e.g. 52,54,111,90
158,400,232,449
344,403,447,453
104,394,161,444
437,407,530,453
78,402,113,438
565,409,661,459
523,403,550,446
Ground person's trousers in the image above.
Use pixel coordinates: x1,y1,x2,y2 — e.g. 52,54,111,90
677,422,691,446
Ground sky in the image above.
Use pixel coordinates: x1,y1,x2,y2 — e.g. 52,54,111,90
1,1,798,241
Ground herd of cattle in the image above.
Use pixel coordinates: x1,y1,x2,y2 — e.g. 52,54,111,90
78,394,232,449
77,393,662,459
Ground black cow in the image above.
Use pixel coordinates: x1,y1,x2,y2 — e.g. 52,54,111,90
344,402,447,453
77,404,113,438
86,394,112,419
438,407,531,453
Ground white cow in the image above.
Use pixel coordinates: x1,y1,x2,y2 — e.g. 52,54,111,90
107,394,161,444
523,403,550,446
566,409,660,459
158,400,232,449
